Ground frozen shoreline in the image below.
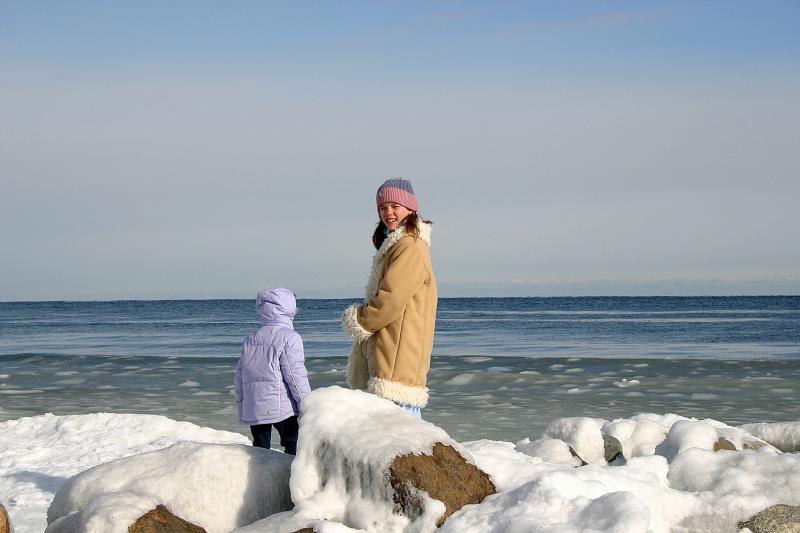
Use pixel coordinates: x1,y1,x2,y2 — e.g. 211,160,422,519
2,353,799,444
2,388,799,533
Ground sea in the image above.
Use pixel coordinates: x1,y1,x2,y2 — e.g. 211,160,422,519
0,296,798,443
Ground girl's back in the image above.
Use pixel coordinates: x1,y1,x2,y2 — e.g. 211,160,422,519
235,289,310,427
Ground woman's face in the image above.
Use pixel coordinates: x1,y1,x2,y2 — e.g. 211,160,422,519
378,202,412,231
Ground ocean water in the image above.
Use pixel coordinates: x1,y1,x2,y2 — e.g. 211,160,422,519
1,297,798,442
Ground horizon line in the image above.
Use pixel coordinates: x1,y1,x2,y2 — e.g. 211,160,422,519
2,294,799,304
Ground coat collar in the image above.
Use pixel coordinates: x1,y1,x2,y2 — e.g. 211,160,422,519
363,221,431,302
374,221,432,264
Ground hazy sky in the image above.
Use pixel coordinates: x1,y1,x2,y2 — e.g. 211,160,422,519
1,1,798,300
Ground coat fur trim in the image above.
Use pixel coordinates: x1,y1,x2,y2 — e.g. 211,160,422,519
364,221,432,302
343,304,372,342
368,377,429,408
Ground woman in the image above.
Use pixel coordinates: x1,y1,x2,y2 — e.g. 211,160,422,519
343,178,438,417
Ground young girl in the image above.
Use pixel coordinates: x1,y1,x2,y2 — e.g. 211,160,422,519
235,288,311,454
343,178,438,418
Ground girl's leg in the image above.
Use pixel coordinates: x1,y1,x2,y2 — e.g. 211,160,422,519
250,423,273,449
274,416,300,455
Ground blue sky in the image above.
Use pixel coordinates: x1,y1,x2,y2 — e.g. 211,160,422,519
1,1,798,299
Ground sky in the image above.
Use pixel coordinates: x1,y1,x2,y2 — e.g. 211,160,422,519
1,1,799,300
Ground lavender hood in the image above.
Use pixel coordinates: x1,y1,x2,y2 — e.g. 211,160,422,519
256,288,297,327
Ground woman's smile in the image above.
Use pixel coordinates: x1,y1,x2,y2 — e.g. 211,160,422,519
378,202,412,231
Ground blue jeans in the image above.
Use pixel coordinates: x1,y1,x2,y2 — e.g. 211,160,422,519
400,403,422,418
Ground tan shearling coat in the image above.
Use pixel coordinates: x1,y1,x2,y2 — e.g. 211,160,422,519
343,221,437,407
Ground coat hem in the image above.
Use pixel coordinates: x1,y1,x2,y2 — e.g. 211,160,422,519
368,377,429,408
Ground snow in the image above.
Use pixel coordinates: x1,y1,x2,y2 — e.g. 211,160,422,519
0,388,798,533
0,412,251,533
740,421,800,452
516,437,582,467
603,417,669,458
46,441,293,533
280,387,454,532
540,417,607,465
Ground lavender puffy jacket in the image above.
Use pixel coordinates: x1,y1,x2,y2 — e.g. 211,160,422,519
235,288,311,425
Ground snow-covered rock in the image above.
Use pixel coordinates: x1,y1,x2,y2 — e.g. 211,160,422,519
3,408,800,533
0,412,251,533
541,417,608,465
242,386,488,532
740,421,800,453
46,442,293,533
389,442,495,525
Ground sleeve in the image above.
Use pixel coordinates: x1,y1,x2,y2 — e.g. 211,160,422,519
280,333,311,409
344,240,427,340
234,354,243,420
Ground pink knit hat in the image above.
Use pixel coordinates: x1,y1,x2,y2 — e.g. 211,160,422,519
376,178,419,212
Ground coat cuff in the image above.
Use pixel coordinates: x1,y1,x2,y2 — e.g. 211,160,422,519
368,377,429,408
343,304,372,343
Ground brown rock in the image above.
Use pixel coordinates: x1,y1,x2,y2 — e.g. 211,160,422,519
1,502,10,533
713,437,737,451
602,434,624,464
128,505,206,533
389,442,496,526
738,504,800,533
291,529,315,533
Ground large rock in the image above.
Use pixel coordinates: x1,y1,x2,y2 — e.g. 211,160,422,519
46,442,293,533
286,387,496,531
602,433,624,463
389,442,496,526
740,422,800,453
1,502,10,533
130,505,206,533
738,504,800,533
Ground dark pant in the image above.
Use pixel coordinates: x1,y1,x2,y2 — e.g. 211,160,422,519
250,415,299,455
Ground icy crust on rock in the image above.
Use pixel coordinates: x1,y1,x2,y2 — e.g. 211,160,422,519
46,441,293,533
291,387,454,531
292,386,454,481
241,386,455,533
740,421,800,452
